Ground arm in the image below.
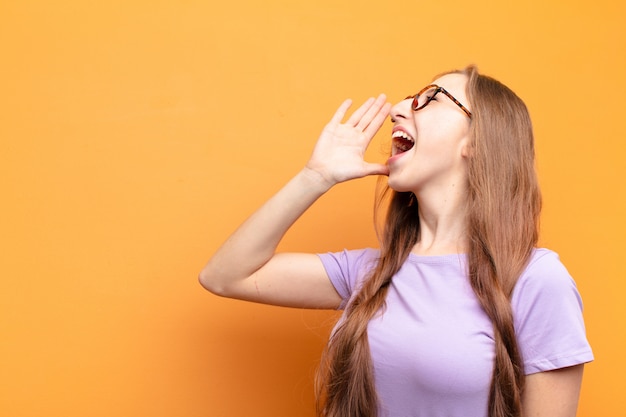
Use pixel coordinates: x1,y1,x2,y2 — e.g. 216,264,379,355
522,365,585,417
199,95,391,309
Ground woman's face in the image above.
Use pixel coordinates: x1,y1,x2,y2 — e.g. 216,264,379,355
387,73,472,194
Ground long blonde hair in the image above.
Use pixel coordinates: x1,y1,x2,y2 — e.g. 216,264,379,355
315,65,541,417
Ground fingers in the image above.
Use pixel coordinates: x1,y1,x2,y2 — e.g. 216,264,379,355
345,94,387,128
362,102,392,138
329,99,353,125
329,94,390,140
345,97,376,127
354,94,388,132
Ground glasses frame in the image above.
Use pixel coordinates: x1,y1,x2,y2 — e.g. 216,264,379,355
405,84,472,118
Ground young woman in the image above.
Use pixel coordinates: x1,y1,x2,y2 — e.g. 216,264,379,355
199,65,593,417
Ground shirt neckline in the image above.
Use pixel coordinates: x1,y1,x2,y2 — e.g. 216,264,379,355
407,252,467,265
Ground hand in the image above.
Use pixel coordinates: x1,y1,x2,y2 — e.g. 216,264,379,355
305,94,391,188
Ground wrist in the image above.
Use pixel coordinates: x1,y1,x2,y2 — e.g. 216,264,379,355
299,166,336,194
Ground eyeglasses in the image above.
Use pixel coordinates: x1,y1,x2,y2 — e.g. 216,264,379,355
405,84,472,118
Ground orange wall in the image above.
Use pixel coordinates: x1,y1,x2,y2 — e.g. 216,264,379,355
1,1,624,416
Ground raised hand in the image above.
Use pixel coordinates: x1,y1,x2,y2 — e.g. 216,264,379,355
305,94,391,188
200,94,392,308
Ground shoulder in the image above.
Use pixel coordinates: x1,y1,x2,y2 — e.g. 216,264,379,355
513,248,580,303
317,248,380,277
512,248,593,373
523,248,569,277
318,247,380,267
317,248,380,303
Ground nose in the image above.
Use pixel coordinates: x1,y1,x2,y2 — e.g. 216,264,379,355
390,98,412,122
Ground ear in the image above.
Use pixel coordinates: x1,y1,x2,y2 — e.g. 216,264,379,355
460,135,472,158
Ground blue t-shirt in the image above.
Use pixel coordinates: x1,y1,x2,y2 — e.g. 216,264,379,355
317,248,593,417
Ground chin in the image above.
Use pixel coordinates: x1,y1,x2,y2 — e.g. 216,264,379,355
386,176,413,194
387,170,426,194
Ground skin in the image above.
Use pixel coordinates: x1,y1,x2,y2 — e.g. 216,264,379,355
198,94,390,309
199,75,585,415
522,365,584,417
389,73,472,255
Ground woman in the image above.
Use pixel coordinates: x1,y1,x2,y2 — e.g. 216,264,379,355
199,65,593,417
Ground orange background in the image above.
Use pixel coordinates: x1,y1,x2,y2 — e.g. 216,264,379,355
1,1,624,416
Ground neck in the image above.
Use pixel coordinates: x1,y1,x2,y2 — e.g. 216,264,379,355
412,179,468,256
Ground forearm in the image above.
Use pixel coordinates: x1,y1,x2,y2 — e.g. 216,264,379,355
199,95,390,299
198,167,333,292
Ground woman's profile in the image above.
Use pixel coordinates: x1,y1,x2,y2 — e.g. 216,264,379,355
199,65,593,417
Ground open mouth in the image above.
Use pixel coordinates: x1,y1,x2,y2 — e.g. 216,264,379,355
392,130,415,155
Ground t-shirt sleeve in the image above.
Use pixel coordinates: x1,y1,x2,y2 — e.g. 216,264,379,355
317,248,379,310
512,249,594,375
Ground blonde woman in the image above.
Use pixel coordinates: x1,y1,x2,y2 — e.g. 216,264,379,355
199,66,593,417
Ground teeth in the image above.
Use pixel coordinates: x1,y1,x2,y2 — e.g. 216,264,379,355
392,130,414,141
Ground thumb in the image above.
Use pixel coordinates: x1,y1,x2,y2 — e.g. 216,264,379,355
362,162,390,177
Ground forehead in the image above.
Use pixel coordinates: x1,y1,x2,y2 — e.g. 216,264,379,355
430,73,468,101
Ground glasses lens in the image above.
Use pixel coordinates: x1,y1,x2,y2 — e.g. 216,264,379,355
415,86,439,110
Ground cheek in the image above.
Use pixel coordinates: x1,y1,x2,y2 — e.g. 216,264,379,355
416,122,469,155
415,111,468,136
411,135,468,173
411,114,470,165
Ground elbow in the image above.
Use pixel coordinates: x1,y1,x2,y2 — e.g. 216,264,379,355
198,266,227,296
198,261,251,299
